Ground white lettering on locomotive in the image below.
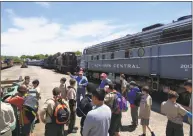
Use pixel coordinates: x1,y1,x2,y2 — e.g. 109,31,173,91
180,64,192,71
91,63,140,69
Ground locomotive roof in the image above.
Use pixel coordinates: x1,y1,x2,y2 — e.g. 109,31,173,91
85,16,192,50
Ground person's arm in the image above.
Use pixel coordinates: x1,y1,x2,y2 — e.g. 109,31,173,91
160,102,165,114
178,104,192,118
7,104,16,131
82,112,94,136
40,101,50,124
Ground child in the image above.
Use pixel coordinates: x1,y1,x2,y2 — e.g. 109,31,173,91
59,77,67,100
139,86,155,136
161,90,192,136
66,78,77,134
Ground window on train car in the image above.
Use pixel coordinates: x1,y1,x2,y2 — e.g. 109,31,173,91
111,53,114,59
91,56,93,60
138,48,145,57
96,55,99,60
102,54,105,59
125,50,130,58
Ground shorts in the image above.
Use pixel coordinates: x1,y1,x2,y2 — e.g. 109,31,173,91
109,113,122,136
141,118,149,126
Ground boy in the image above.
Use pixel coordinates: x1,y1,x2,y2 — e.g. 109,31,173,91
139,86,155,136
59,77,67,100
66,78,77,134
161,90,192,136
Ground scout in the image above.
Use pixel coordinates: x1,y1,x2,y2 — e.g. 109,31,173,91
161,90,192,136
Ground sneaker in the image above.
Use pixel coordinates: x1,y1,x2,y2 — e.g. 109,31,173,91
139,134,146,136
35,119,40,124
74,127,78,130
68,129,77,134
151,132,155,136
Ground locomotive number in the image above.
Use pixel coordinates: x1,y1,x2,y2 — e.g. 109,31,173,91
180,64,192,71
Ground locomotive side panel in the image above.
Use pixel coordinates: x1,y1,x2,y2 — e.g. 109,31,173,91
159,40,192,80
159,55,192,80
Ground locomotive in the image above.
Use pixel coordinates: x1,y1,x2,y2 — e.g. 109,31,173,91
81,15,192,106
1,59,14,69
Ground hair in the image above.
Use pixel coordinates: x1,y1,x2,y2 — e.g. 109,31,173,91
142,86,150,93
108,83,114,90
32,79,39,86
184,80,192,87
168,90,179,99
92,88,106,101
86,82,97,94
120,74,125,79
17,85,27,95
60,77,67,83
69,78,76,86
52,87,61,96
25,76,30,80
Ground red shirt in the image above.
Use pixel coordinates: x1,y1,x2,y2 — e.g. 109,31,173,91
7,96,30,124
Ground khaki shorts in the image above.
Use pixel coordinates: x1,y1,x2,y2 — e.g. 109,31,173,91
141,118,149,126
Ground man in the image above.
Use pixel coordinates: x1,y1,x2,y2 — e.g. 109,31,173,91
127,81,140,126
99,73,112,89
40,87,69,136
104,83,121,136
82,88,111,136
184,80,192,136
76,82,97,136
161,90,192,136
22,76,32,89
120,74,127,97
69,71,88,106
6,85,32,136
0,101,16,136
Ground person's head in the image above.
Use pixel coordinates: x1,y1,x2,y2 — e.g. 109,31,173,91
129,81,137,89
78,71,83,78
24,76,30,84
100,73,107,80
69,78,76,87
142,86,150,94
17,85,28,96
60,77,66,85
184,80,192,93
168,90,179,102
86,82,97,94
52,87,61,97
120,74,125,81
92,88,106,105
32,79,39,88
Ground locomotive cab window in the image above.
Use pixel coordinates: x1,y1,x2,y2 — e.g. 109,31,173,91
111,53,114,59
91,56,93,60
96,55,99,60
125,50,130,58
102,54,105,59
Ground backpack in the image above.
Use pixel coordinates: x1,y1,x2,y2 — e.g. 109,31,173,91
22,94,39,122
76,95,93,117
47,98,70,125
134,91,142,107
112,91,128,114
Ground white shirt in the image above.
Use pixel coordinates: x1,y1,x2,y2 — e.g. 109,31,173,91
0,102,16,133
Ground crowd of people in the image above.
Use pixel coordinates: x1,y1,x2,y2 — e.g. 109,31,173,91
0,70,192,136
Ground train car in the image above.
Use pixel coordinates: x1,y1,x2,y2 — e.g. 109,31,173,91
56,52,78,74
81,15,192,106
28,60,44,66
1,59,14,69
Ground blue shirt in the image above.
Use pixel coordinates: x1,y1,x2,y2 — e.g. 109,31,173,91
71,75,88,89
99,78,112,89
127,87,140,104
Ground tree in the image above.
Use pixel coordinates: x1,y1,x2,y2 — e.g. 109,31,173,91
75,51,82,56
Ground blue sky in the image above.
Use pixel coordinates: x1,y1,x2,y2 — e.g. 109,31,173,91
1,2,192,56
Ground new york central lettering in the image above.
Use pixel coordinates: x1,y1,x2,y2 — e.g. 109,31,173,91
91,63,140,69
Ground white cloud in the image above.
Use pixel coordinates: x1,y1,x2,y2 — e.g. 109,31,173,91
34,2,50,8
1,9,138,56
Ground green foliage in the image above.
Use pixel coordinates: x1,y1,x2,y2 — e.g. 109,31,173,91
75,51,82,56
20,54,50,60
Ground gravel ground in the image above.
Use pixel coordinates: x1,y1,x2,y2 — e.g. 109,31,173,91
1,66,190,136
